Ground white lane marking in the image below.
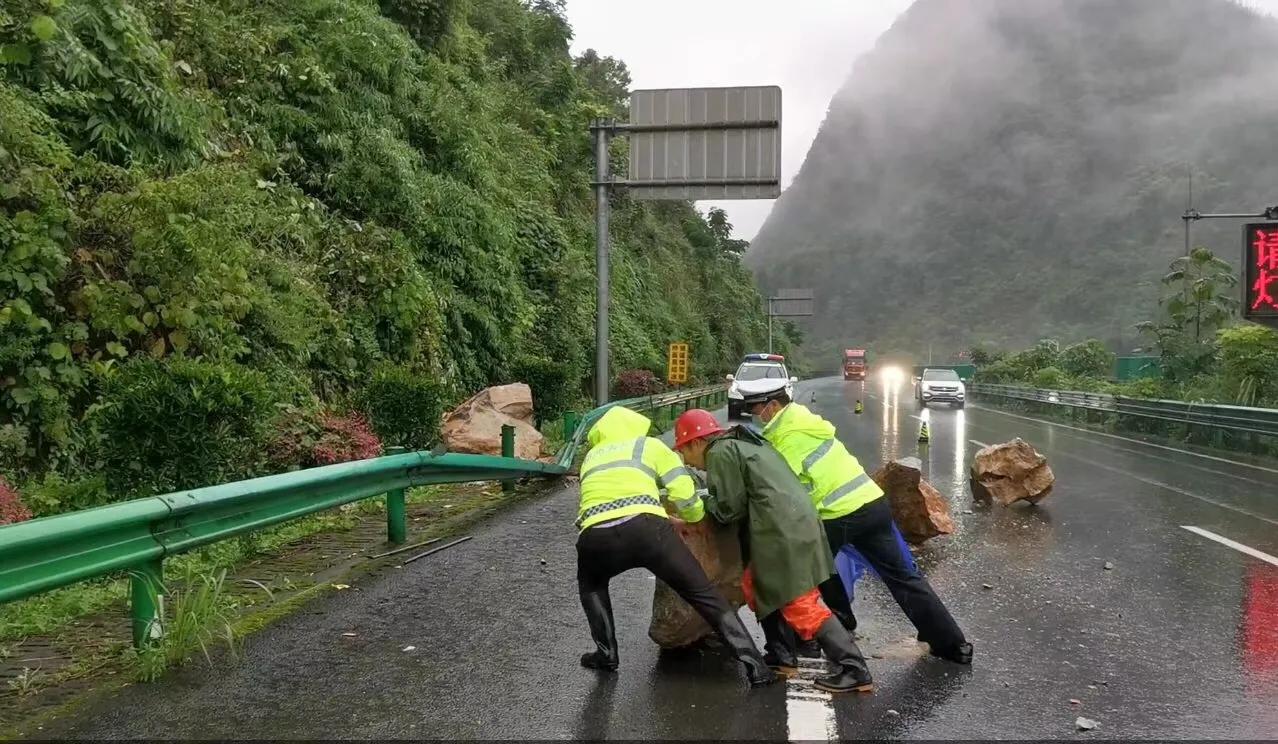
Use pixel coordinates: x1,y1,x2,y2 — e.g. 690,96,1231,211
1047,448,1278,528
786,659,836,741
971,404,1278,476
970,439,990,448
1024,425,1276,488
1181,526,1278,568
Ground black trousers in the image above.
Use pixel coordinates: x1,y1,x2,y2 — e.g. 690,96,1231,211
822,497,967,650
576,514,731,624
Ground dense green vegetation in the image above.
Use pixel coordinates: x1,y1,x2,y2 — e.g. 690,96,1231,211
747,0,1278,366
0,0,788,516
973,249,1278,408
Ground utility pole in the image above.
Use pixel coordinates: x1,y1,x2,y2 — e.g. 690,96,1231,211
766,298,774,354
592,119,612,404
1184,167,1193,257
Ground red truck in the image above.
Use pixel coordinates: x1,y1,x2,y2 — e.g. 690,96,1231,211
843,349,868,380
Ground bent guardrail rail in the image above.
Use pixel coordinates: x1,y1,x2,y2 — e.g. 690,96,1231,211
969,383,1278,437
0,384,727,645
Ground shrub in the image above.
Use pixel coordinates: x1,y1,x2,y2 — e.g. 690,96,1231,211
512,356,578,425
91,358,283,496
312,412,382,465
0,478,33,525
19,472,110,517
1032,366,1069,389
356,366,448,450
1217,325,1278,406
613,369,663,399
1059,339,1115,380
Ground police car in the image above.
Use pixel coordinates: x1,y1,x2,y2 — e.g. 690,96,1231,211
726,353,797,419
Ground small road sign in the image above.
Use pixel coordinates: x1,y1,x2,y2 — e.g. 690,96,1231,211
667,342,690,385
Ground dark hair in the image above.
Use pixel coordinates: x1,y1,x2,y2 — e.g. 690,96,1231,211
771,391,792,406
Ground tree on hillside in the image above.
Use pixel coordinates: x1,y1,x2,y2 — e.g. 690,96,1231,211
707,207,749,255
1138,247,1238,381
1163,247,1239,343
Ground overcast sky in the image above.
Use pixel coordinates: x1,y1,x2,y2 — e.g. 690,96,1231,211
566,0,914,240
567,0,1278,241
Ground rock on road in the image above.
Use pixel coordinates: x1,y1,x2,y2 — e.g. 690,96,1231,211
32,377,1278,740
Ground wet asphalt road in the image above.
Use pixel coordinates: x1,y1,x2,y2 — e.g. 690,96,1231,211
35,376,1278,739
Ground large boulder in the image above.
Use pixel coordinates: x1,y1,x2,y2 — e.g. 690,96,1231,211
648,517,746,649
870,457,954,544
970,438,1055,505
440,383,545,460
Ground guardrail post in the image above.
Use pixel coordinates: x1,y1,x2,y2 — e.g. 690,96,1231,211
131,558,164,649
562,411,579,443
384,446,408,544
501,424,516,493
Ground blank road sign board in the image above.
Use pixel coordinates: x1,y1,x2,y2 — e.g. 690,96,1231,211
627,86,782,200
770,288,813,317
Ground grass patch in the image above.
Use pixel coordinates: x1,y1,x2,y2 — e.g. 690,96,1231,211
126,569,257,683
0,508,363,645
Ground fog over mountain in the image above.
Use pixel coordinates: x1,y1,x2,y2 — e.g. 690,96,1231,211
748,0,1278,362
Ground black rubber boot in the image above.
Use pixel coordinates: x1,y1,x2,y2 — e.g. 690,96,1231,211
711,611,778,687
818,575,858,633
579,590,619,671
812,618,874,694
930,641,974,665
760,612,799,678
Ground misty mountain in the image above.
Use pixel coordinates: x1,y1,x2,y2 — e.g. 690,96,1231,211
748,0,1278,363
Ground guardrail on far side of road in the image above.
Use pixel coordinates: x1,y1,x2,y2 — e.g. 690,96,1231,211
968,383,1278,439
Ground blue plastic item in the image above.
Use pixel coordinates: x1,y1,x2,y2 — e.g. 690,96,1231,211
833,522,917,601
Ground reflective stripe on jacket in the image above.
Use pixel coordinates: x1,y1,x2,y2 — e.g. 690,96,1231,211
578,407,703,530
761,403,882,520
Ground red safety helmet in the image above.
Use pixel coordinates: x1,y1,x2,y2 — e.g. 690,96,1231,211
674,409,726,449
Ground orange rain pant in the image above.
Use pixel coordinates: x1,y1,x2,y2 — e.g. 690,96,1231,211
741,564,832,641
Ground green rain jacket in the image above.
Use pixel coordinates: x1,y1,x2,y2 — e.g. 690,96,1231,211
702,426,834,618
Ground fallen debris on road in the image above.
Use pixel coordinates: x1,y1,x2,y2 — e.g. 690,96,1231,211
871,457,954,544
648,515,746,649
970,438,1055,506
441,383,546,459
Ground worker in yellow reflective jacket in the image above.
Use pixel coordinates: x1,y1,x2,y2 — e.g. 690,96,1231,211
574,406,775,686
743,381,973,666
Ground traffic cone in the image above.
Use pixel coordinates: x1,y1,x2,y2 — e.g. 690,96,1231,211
918,420,930,443
854,400,863,415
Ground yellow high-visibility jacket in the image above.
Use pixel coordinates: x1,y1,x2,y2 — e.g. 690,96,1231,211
761,403,882,520
577,406,704,530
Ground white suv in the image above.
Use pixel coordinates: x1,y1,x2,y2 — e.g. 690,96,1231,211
917,368,966,408
726,354,796,419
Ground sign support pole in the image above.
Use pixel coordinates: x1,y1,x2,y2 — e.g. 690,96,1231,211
767,298,774,354
593,119,612,405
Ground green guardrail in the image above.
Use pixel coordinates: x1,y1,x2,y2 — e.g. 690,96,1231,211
0,384,727,647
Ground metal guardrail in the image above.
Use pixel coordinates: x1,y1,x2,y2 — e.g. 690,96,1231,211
0,383,726,645
969,383,1116,411
969,383,1278,437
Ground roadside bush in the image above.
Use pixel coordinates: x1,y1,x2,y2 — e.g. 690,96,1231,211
513,356,578,425
357,366,448,450
1217,325,1278,406
19,472,110,517
1032,366,1069,389
312,413,382,465
0,478,33,525
91,358,284,497
977,359,1020,384
613,369,663,399
1058,340,1114,380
